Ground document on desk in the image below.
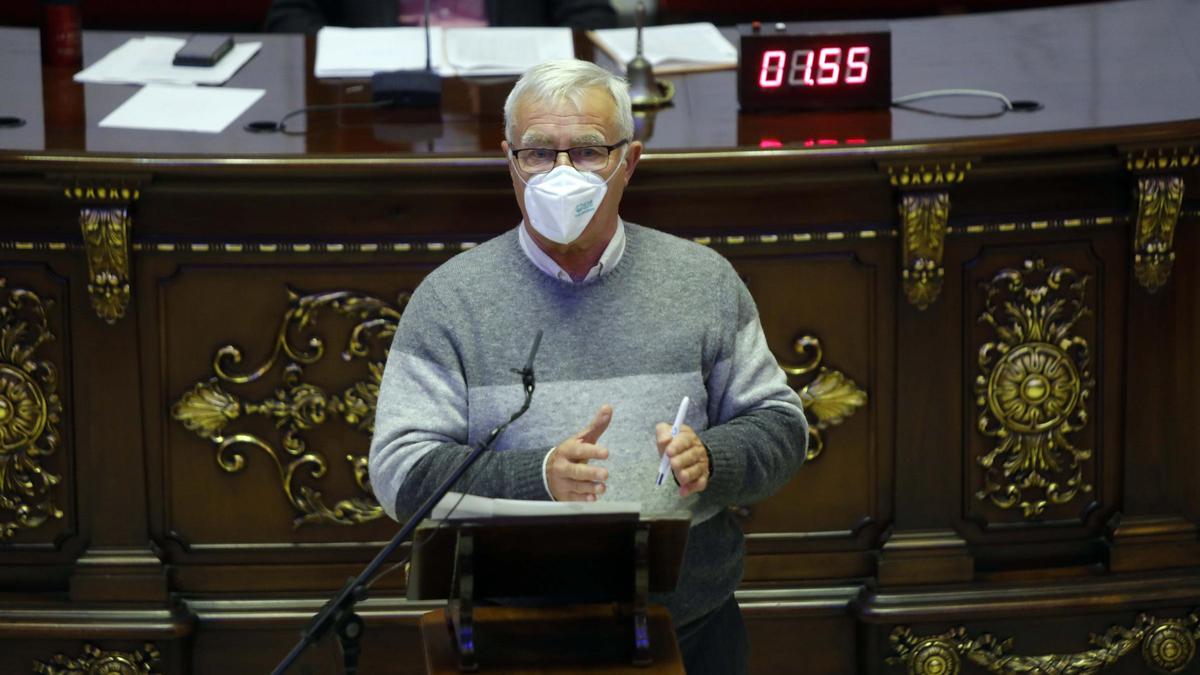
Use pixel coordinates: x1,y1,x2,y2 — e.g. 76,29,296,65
431,492,641,521
315,26,573,78
75,36,261,86
98,84,265,133
589,22,737,74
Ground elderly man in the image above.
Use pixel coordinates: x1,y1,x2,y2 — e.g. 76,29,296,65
369,59,808,674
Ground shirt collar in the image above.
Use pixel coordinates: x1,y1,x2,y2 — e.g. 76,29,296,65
517,218,626,284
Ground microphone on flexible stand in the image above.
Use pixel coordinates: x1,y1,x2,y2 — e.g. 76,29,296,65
271,329,543,675
371,0,443,108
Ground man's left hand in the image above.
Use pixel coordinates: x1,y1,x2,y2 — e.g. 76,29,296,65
655,423,710,498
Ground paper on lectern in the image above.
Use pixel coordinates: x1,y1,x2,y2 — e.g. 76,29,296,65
431,492,641,520
75,36,262,86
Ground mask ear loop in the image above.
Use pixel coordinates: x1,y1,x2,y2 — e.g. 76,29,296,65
509,145,629,188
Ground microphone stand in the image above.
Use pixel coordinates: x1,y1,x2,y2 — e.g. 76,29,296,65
271,330,544,675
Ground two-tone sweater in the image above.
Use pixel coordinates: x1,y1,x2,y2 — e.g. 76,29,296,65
369,222,808,626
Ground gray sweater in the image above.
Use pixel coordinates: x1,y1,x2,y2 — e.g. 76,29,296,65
369,223,808,626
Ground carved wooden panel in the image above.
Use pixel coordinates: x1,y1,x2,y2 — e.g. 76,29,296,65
152,260,447,556
961,240,1120,539
0,264,73,550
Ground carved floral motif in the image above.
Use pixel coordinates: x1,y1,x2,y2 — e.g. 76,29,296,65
172,289,406,528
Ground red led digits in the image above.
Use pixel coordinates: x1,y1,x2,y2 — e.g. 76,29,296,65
817,48,841,84
846,47,870,84
757,46,871,89
759,50,787,88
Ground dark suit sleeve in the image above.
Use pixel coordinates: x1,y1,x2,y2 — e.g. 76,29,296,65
489,0,616,29
264,0,338,33
548,0,617,29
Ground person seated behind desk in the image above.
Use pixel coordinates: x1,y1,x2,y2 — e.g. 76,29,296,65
265,0,617,32
368,59,809,675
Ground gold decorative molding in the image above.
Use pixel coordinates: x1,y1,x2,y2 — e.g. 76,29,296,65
1125,145,1199,172
1132,175,1184,293
172,288,408,528
34,642,160,675
974,259,1094,520
63,182,140,325
900,191,949,309
0,278,65,540
886,161,972,187
888,612,1200,675
79,207,132,324
779,335,868,462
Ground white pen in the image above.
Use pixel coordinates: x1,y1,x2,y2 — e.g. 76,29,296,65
656,396,690,486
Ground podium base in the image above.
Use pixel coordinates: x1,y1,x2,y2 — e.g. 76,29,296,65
420,604,684,674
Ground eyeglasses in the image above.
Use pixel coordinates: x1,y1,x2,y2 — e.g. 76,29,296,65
510,139,630,174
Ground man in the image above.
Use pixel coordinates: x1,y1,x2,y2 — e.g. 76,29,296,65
369,59,808,675
265,0,616,33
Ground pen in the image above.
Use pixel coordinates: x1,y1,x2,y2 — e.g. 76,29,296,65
656,396,690,486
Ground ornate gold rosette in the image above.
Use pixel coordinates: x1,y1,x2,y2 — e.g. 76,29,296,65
973,259,1094,519
34,643,160,675
0,278,65,540
172,288,407,528
889,613,1200,675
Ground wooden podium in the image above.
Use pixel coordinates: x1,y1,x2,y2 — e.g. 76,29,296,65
408,513,690,673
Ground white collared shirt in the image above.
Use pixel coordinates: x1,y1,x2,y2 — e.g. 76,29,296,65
518,219,626,499
517,218,626,284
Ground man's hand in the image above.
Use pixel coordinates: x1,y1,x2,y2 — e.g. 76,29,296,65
655,422,710,498
546,404,612,502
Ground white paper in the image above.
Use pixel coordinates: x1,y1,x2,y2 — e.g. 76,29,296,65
315,26,445,78
431,492,641,520
443,27,574,76
590,22,736,69
75,37,262,86
98,84,266,133
315,26,574,78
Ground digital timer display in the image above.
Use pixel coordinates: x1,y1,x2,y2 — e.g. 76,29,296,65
738,25,892,111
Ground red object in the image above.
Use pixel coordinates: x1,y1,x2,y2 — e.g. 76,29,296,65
40,1,82,68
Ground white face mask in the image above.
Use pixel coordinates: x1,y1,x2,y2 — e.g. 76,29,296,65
516,156,624,245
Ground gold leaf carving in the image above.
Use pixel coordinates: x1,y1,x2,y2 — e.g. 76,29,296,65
974,259,1093,520
34,642,160,675
171,289,407,528
889,613,1200,675
0,278,65,540
779,335,868,461
900,192,949,309
80,207,132,324
1133,175,1184,293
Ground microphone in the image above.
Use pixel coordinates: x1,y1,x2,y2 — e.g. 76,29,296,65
371,0,443,108
271,329,543,674
518,329,543,390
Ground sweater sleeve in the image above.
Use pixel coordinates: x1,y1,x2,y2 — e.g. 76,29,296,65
696,269,809,507
368,281,550,523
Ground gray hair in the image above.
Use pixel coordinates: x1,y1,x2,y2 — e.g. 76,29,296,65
503,59,634,145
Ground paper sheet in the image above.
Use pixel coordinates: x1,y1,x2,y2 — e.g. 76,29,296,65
98,84,266,133
431,492,641,520
75,37,262,86
589,23,737,73
315,26,573,78
443,27,574,76
315,26,445,78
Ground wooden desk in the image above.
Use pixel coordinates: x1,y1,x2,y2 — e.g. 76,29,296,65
0,2,1198,673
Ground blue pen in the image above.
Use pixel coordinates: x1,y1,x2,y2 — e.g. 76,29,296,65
656,397,690,486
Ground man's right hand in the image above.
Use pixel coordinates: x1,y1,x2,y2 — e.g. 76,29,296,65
546,404,612,502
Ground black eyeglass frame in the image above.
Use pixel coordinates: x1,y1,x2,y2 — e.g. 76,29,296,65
509,139,631,173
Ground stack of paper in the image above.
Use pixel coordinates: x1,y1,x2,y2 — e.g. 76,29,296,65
431,492,641,520
589,22,737,73
75,36,261,86
315,26,574,78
